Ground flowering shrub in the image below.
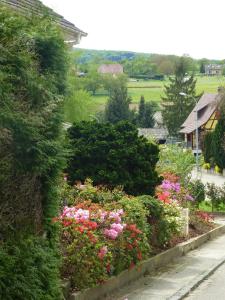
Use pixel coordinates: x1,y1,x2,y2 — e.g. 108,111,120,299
156,177,194,207
189,210,214,233
138,195,183,248
55,200,149,289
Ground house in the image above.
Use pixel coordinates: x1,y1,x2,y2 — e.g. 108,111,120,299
205,64,223,76
98,64,123,76
180,92,221,152
2,0,87,45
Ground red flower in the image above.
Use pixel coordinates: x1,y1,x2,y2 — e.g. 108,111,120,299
137,251,142,260
63,220,73,227
156,191,172,204
127,243,133,250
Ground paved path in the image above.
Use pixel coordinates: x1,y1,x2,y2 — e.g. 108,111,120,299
185,261,225,299
191,169,225,187
108,231,225,300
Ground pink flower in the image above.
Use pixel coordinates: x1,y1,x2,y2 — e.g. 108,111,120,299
98,246,108,259
99,210,108,222
104,228,119,240
109,212,121,223
110,223,125,234
61,207,90,221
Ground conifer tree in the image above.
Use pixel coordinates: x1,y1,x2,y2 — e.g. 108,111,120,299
161,57,200,136
212,115,225,169
104,76,132,123
138,96,155,128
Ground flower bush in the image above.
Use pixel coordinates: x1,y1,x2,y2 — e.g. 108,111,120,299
189,210,214,233
156,176,194,207
55,199,150,289
138,195,183,248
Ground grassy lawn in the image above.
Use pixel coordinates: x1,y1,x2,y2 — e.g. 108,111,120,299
199,201,225,213
91,76,225,111
63,75,225,121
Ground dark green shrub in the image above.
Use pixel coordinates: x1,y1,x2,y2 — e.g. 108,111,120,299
0,237,62,300
0,6,68,299
67,121,160,195
203,132,213,164
212,116,225,169
0,6,68,235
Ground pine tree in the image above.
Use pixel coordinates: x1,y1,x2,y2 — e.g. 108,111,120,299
138,96,155,128
161,57,200,136
105,76,132,123
212,115,225,169
138,95,146,127
144,102,155,128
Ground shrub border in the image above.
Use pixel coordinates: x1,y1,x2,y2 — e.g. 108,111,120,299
63,224,225,300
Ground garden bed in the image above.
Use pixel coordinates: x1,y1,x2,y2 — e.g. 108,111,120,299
63,222,223,300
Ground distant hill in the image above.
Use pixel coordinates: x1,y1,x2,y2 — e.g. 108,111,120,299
73,48,223,65
73,48,150,64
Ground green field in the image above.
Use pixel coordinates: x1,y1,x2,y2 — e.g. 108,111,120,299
90,76,225,113
64,76,225,122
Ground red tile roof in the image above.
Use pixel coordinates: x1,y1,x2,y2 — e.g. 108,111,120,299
98,64,123,75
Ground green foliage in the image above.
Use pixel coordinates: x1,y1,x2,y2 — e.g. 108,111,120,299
0,237,62,300
0,7,68,299
64,88,93,123
206,183,225,212
0,6,68,233
82,70,102,95
137,96,156,128
203,131,213,164
157,145,195,183
104,76,134,123
188,180,205,206
211,115,225,169
161,57,200,136
138,195,182,248
67,121,160,195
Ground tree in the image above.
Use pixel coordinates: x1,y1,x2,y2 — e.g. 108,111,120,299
82,69,101,95
67,121,160,195
104,75,133,123
138,96,155,128
161,57,200,136
203,131,213,164
211,115,225,169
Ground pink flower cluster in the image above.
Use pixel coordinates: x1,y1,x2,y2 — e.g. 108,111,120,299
161,180,180,192
61,207,89,221
108,209,124,223
104,222,126,240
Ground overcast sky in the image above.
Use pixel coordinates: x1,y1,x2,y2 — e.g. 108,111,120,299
42,0,225,59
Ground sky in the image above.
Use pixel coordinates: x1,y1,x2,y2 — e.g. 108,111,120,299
42,0,225,59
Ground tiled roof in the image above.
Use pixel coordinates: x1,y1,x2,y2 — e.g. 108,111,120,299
1,0,87,42
180,93,220,134
98,64,123,74
138,128,168,140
